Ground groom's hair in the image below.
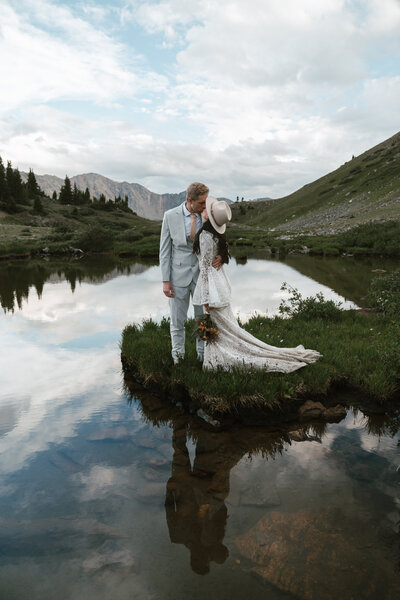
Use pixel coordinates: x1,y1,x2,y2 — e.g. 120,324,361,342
186,182,209,201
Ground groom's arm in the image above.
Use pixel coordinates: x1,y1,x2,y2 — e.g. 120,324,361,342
160,213,175,297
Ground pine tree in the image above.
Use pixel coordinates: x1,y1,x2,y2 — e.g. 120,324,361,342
59,176,73,204
52,190,58,201
4,161,17,212
72,182,80,205
26,169,41,200
0,157,5,203
33,196,44,214
83,187,91,204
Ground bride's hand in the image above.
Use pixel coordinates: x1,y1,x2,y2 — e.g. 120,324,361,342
204,303,210,313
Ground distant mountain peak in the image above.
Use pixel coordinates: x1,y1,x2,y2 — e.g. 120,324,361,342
21,171,186,220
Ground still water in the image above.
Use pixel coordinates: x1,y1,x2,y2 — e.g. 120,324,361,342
0,255,400,599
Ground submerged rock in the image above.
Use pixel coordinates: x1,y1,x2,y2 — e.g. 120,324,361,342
235,509,399,599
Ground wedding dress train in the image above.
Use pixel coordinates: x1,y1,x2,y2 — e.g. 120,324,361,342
192,230,322,372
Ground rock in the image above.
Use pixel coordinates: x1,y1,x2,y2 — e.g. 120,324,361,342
235,509,400,599
322,405,346,422
298,401,325,419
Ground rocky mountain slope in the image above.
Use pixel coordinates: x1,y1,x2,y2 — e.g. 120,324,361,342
21,172,186,220
232,131,400,234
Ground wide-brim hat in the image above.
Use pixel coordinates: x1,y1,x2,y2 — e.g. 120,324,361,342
206,196,232,234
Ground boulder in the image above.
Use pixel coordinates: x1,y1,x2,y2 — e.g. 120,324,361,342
235,509,399,599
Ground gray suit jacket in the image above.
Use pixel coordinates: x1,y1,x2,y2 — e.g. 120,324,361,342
159,203,200,287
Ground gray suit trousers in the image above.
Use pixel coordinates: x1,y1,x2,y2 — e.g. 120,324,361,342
169,280,204,363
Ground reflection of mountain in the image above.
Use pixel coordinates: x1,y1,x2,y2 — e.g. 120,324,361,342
0,256,153,312
283,254,400,306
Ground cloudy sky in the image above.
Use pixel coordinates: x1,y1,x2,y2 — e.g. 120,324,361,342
1,0,399,199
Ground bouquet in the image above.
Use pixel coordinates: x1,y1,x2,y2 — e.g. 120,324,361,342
194,313,220,343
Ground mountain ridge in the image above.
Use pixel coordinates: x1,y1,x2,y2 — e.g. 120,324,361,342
231,131,400,234
20,171,187,220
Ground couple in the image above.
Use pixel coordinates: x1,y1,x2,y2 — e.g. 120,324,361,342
160,182,321,371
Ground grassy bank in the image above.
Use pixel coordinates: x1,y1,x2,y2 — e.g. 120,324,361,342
0,195,161,260
120,273,400,419
228,220,400,259
2,193,400,262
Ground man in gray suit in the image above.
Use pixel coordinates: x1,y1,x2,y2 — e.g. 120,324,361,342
160,182,222,364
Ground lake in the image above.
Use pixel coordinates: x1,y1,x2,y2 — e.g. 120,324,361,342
0,254,399,599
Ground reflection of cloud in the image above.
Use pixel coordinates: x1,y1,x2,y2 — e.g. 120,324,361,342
226,259,355,321
0,258,361,484
75,465,131,501
0,332,124,478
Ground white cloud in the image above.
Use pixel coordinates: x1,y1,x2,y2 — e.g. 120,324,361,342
0,1,166,113
0,0,399,199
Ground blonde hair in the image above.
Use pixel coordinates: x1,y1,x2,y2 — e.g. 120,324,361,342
186,182,209,201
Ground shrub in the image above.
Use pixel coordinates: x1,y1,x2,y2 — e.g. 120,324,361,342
279,283,343,321
366,269,400,317
74,225,114,252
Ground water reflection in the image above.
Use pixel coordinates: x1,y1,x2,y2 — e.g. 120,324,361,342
0,256,154,313
1,254,400,598
125,379,400,591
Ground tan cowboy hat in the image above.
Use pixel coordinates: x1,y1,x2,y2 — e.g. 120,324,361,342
206,196,232,234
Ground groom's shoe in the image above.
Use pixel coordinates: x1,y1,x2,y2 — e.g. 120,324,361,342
172,352,184,366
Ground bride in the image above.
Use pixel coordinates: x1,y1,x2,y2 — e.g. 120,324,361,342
192,196,322,372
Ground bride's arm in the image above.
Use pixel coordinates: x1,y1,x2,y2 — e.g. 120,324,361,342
193,232,215,307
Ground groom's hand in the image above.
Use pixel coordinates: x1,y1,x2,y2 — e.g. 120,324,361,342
163,281,175,298
212,255,223,270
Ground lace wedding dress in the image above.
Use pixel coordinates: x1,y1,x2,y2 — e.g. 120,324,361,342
192,231,322,372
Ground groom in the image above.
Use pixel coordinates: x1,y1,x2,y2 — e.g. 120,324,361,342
160,182,222,364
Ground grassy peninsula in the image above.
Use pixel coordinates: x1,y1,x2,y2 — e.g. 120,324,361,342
120,272,400,424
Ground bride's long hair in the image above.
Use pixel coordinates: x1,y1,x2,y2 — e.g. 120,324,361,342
192,219,231,264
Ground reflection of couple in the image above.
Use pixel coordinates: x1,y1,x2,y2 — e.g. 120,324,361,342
165,420,232,575
160,182,321,369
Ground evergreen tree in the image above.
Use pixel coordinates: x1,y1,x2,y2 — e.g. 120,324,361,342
0,157,5,203
6,162,27,205
26,169,41,200
72,182,80,205
33,195,44,214
59,176,73,204
52,190,58,201
83,187,91,204
4,161,17,212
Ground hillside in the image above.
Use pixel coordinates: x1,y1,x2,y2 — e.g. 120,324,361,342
231,131,400,234
20,172,186,220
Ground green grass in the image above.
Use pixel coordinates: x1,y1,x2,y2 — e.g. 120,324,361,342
0,196,161,259
120,309,400,417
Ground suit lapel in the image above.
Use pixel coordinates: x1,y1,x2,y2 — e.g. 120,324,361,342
172,204,187,245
